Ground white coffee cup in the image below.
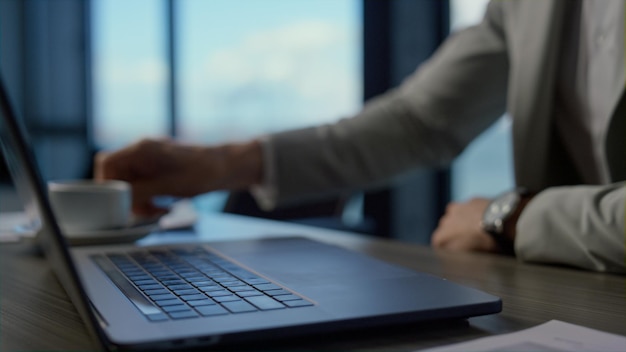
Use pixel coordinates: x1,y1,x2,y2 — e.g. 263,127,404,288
47,179,132,234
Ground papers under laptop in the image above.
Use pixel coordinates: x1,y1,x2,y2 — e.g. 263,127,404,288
0,75,502,350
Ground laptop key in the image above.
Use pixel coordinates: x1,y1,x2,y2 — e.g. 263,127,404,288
195,305,229,317
243,278,269,285
133,279,158,286
151,272,176,279
253,283,281,291
167,284,194,290
245,295,285,310
138,283,163,291
127,274,152,281
212,275,236,282
154,298,184,307
197,285,223,292
236,290,264,297
179,294,208,301
188,280,214,287
221,301,258,313
161,279,186,286
121,269,144,276
263,289,289,296
219,280,245,286
143,288,170,296
273,294,302,302
206,290,232,297
187,300,216,307
229,285,255,292
161,305,192,313
181,274,206,280
201,270,225,277
150,293,177,301
213,295,241,303
227,268,256,278
173,288,201,296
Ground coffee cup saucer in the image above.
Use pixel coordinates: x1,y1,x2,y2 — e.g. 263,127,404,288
63,221,161,246
15,217,161,246
15,200,198,246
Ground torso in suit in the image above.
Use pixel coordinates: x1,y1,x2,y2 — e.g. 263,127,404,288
264,0,625,273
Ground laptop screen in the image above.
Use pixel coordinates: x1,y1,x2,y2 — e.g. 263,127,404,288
0,75,106,347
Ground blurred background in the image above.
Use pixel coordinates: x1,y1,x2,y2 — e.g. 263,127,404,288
0,0,511,244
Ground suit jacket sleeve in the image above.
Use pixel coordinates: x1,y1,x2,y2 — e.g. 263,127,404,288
262,1,509,208
516,182,626,274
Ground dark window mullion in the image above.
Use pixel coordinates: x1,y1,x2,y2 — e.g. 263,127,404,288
362,0,451,243
84,0,94,150
166,0,178,138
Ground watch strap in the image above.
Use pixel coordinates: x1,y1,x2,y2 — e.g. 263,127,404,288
483,187,530,254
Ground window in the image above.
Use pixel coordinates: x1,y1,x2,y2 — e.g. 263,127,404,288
450,0,514,201
92,0,362,148
92,0,168,149
177,0,362,143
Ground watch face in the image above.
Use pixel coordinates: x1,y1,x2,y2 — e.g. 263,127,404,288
483,191,520,231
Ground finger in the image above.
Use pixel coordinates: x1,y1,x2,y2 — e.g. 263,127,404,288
129,177,190,216
95,140,150,181
93,151,111,180
430,228,450,248
443,242,468,252
478,232,499,252
130,181,173,217
94,150,134,181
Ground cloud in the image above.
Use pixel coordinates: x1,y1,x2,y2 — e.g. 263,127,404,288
199,20,357,97
178,19,361,140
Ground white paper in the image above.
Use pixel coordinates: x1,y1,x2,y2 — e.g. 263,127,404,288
419,320,626,352
158,199,198,230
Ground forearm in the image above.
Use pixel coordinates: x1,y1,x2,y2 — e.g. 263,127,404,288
515,182,626,274
267,91,466,203
201,139,264,193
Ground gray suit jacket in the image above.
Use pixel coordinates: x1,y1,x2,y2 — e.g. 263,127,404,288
266,0,625,273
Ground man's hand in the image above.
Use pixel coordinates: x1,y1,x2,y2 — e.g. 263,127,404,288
94,138,263,217
430,197,498,253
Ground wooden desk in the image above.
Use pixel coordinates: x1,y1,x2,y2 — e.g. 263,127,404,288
1,212,624,351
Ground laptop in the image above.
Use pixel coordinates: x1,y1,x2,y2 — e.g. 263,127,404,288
0,75,501,350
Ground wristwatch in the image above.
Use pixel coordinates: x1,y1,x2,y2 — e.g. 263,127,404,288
482,188,529,253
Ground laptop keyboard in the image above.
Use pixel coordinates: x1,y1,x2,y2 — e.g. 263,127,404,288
93,246,313,322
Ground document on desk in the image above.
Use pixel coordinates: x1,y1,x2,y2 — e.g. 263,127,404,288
419,320,626,352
